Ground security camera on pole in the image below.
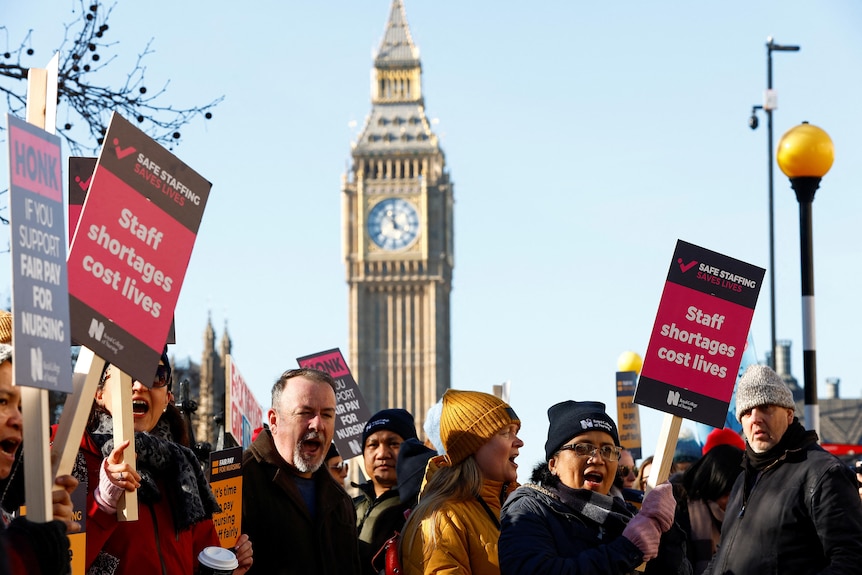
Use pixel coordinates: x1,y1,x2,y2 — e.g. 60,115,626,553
748,37,799,372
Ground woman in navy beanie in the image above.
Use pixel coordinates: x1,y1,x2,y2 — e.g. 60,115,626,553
500,400,690,575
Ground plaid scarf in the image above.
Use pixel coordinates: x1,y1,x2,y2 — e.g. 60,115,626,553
532,481,633,540
89,410,220,532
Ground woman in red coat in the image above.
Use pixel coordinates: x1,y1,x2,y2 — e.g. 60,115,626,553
81,351,252,575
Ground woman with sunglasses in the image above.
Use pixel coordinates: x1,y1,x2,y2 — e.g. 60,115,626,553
76,347,253,574
500,401,690,575
325,442,349,485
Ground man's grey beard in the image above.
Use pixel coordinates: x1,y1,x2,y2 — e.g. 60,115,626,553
293,430,325,473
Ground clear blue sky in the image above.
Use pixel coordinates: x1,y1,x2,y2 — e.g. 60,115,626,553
4,1,862,480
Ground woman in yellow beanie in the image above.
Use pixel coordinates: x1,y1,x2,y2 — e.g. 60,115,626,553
400,389,523,574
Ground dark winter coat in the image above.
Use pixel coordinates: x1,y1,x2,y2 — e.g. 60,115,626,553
500,483,690,575
1,516,70,575
354,482,408,575
704,424,862,575
242,429,361,575
1,447,71,575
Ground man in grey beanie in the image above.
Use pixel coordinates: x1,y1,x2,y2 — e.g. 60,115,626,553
704,364,862,574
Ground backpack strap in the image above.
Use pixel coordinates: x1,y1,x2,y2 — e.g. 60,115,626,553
371,531,402,575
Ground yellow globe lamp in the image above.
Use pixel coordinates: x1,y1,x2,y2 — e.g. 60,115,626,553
617,351,643,375
775,121,832,437
777,122,833,180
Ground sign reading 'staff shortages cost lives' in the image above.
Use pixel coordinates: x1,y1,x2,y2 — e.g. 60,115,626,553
635,240,765,428
297,348,372,458
7,115,72,392
67,113,211,384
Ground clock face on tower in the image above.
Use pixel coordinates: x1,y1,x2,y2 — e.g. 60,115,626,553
367,197,421,251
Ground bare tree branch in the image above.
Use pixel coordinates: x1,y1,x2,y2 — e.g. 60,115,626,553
1,0,222,156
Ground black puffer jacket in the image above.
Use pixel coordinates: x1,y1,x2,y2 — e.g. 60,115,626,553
704,422,862,574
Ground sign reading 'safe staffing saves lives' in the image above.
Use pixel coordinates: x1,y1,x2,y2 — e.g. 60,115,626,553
634,240,765,428
67,113,211,384
7,115,72,392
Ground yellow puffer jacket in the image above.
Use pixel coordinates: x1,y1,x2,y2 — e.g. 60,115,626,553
401,478,514,575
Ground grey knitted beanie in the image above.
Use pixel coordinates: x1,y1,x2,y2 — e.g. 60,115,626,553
735,364,795,421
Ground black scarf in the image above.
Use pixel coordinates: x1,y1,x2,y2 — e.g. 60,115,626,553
743,418,818,472
548,482,633,539
89,410,220,532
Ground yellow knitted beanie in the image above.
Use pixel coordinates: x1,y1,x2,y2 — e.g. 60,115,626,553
0,310,11,344
440,389,519,465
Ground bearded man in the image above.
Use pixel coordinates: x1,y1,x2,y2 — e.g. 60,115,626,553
242,368,361,574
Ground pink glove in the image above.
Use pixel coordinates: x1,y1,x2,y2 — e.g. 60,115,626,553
622,513,662,561
639,481,676,532
94,458,124,514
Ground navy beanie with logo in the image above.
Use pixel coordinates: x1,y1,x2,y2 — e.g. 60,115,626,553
362,408,417,447
544,400,620,460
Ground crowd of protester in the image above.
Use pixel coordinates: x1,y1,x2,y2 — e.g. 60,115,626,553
4,321,862,574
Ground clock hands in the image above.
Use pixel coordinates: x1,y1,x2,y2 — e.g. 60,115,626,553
382,209,411,238
368,198,418,249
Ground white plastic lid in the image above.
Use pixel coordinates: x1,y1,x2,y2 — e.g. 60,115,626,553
198,546,239,571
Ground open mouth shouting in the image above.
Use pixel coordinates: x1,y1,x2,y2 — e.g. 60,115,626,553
0,435,21,466
294,430,326,473
509,452,519,471
582,468,606,490
132,399,151,416
301,431,323,453
129,389,165,433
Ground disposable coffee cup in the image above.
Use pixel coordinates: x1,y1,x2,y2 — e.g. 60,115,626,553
197,546,239,575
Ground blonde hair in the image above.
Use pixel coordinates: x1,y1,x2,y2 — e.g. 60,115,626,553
399,456,483,563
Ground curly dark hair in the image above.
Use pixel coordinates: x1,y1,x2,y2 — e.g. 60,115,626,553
530,461,561,487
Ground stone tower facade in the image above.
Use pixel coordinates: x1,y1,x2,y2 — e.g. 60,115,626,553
342,0,453,437
196,314,230,446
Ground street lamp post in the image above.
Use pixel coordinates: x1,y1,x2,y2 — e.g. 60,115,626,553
776,122,834,437
749,37,799,370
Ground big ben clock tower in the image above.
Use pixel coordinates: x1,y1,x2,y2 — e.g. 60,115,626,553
342,0,453,436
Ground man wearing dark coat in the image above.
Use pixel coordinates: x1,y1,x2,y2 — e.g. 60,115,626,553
704,365,862,575
353,408,417,575
242,368,361,575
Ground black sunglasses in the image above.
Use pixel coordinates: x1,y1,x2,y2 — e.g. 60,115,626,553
618,465,636,478
151,364,171,389
101,362,171,389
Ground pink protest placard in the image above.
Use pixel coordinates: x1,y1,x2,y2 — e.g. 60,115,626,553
226,355,263,449
634,240,765,428
67,113,210,384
